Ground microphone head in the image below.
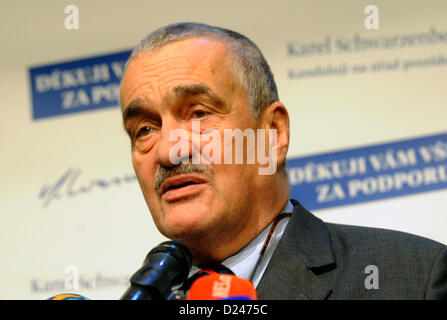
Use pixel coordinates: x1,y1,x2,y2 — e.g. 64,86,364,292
121,240,192,300
47,293,89,300
186,274,258,300
144,240,192,284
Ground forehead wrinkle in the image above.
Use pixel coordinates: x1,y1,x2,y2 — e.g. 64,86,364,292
122,39,239,116
122,54,195,94
131,54,195,72
122,63,209,110
128,55,207,87
120,72,159,111
173,83,210,97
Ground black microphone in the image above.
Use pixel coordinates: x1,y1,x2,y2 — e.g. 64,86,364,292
121,240,192,300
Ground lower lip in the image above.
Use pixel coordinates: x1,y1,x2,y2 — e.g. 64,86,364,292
161,183,207,201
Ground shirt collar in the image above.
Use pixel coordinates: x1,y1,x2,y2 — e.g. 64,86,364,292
220,200,293,286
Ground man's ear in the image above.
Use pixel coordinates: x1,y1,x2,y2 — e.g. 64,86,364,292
259,102,290,171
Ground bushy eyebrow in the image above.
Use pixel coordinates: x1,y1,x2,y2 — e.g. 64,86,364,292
122,98,148,124
122,83,227,126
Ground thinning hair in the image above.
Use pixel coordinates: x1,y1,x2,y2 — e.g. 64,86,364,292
124,22,279,118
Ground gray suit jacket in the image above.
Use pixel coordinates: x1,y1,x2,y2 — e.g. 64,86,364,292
256,199,447,299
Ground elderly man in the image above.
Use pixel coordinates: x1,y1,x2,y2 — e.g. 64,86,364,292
120,22,447,299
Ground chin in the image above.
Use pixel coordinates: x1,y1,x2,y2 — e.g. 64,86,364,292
157,198,214,241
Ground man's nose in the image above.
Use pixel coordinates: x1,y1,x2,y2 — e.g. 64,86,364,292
156,119,190,167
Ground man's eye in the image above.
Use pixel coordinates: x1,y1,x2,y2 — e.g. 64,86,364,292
136,126,153,138
192,109,208,118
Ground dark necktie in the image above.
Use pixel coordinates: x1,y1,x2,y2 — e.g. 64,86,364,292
179,263,234,293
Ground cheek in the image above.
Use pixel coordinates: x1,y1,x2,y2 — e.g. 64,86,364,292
132,152,157,194
212,162,257,194
131,153,143,179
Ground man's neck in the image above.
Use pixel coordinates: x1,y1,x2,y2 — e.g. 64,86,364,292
188,179,291,264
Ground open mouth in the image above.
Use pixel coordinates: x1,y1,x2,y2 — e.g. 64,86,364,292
160,175,207,198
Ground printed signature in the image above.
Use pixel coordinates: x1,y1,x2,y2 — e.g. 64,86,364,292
39,168,137,207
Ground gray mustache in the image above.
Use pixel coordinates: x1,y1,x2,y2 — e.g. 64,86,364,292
154,163,207,192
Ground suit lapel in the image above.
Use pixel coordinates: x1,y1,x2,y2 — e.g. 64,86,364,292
256,200,336,300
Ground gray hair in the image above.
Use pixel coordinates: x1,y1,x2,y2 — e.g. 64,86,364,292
125,22,279,118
